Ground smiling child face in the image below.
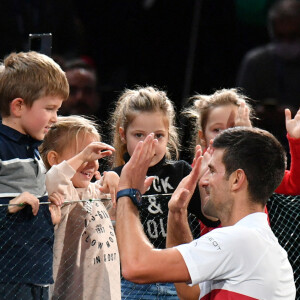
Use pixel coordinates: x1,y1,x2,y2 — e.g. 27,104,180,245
55,133,99,188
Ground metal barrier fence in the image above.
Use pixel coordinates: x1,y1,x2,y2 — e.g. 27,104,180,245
0,193,299,299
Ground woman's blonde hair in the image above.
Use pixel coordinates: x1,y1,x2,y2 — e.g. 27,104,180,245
183,88,255,149
110,86,179,167
39,115,100,170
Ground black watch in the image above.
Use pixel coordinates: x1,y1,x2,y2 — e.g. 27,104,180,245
116,188,143,207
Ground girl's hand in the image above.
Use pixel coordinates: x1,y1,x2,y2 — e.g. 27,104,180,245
99,171,120,207
67,143,115,174
94,171,101,181
235,100,252,127
49,191,64,206
49,204,61,225
285,108,300,139
48,192,64,225
81,142,115,162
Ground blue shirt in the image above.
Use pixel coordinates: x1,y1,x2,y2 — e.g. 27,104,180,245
0,121,54,284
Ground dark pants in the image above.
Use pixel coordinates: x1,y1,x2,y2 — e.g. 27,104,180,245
0,283,49,300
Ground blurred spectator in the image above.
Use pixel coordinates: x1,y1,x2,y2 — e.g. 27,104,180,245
59,57,114,173
236,0,300,164
236,0,300,111
60,58,102,119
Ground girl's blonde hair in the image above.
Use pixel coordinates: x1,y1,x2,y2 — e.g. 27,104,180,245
39,115,100,170
183,88,255,149
110,86,179,167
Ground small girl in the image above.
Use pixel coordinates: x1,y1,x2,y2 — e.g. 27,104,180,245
184,88,300,235
39,115,121,300
184,88,253,154
110,86,200,299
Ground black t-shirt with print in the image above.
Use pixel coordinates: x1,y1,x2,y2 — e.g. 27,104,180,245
113,154,201,248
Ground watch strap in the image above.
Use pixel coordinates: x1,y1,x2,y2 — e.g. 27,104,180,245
116,188,142,207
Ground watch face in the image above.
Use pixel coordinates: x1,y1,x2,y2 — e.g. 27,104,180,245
134,190,142,203
116,188,143,207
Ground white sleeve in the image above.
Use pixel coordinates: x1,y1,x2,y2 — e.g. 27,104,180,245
175,228,240,286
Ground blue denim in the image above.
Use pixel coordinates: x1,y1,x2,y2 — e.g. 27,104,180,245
121,278,179,299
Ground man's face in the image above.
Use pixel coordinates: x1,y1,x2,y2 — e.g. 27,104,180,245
61,68,98,116
199,149,232,219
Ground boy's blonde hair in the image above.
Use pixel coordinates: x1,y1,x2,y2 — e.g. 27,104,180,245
183,88,255,148
39,115,100,170
110,86,179,167
0,51,69,117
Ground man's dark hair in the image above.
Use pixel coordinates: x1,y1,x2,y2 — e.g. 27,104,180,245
213,127,286,205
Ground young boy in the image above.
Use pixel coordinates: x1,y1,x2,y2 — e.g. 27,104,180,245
0,51,69,300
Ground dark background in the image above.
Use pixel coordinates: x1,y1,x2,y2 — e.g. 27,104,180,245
0,0,279,161
0,0,274,110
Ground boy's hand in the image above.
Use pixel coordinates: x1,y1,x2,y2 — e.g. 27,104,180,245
8,192,39,215
235,100,252,127
285,108,300,139
81,142,115,162
99,171,120,206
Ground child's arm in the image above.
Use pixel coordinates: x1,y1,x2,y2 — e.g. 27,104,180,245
67,142,115,172
46,142,114,197
275,108,300,195
8,192,39,215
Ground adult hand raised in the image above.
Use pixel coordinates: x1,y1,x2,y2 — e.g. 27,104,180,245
118,133,157,194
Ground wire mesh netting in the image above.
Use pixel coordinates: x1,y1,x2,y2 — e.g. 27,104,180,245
266,193,300,300
0,193,298,299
